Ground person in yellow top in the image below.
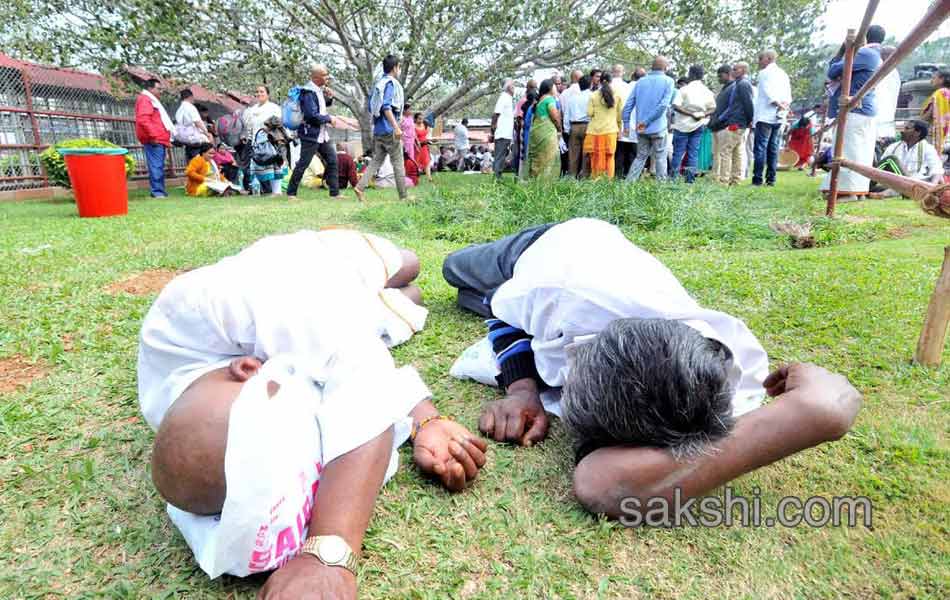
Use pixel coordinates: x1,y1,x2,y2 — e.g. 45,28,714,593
585,72,623,178
185,143,240,196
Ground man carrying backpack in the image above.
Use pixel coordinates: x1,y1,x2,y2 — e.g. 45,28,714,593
287,64,342,198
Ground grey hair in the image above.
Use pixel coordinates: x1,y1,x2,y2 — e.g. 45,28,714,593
759,49,777,61
561,318,736,463
501,78,514,91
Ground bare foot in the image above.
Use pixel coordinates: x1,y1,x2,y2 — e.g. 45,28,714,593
353,187,365,202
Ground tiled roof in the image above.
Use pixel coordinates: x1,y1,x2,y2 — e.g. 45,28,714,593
0,53,113,94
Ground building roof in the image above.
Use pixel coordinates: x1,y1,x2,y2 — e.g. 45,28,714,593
0,53,113,95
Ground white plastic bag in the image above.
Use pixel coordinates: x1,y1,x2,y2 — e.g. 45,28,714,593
168,357,324,578
449,337,500,387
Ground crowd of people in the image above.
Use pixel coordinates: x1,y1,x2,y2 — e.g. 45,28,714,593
132,29,949,204
483,53,794,186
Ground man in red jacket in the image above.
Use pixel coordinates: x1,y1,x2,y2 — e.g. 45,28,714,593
135,79,174,197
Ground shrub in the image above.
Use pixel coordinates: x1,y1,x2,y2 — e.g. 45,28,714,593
39,139,136,188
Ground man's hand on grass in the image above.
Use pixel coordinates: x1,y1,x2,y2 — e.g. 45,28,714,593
765,362,862,443
258,554,356,600
478,378,549,446
413,419,488,492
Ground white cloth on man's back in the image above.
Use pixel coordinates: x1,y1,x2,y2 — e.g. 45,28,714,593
671,80,717,132
754,62,792,125
142,90,174,131
138,229,430,577
488,218,770,418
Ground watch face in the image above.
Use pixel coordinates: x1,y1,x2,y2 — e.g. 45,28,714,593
319,537,348,563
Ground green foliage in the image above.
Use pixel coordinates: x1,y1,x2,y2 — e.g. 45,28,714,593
355,176,892,252
39,139,136,188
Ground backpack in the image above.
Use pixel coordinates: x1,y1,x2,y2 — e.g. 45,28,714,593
282,87,304,131
252,129,283,167
217,110,245,147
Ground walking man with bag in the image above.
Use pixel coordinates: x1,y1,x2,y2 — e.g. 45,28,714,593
287,64,343,199
355,55,410,201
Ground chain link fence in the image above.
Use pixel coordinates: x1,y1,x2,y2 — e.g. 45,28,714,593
0,55,187,192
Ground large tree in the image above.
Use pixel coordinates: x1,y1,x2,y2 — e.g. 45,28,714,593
2,0,829,144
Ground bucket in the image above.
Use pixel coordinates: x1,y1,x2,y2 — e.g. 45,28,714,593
60,147,129,218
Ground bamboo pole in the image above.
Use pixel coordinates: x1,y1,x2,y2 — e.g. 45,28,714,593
836,158,950,218
915,247,950,366
825,29,858,217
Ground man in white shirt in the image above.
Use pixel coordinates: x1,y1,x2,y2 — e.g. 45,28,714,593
454,118,470,167
564,75,593,178
490,79,516,180
175,88,211,160
142,229,487,593
752,50,792,186
443,218,862,520
671,65,717,183
876,120,944,196
874,46,902,141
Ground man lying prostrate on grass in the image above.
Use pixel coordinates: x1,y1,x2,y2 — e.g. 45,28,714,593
138,229,487,598
443,218,862,520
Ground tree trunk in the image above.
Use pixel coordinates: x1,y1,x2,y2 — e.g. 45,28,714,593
356,112,373,156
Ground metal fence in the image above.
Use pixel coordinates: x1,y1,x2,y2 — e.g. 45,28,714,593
0,55,186,191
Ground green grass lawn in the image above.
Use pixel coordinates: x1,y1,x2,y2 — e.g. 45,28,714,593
1,171,948,599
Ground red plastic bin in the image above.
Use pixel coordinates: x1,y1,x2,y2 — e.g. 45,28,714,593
60,147,129,218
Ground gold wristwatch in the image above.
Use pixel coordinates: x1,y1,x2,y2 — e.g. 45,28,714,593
301,535,358,574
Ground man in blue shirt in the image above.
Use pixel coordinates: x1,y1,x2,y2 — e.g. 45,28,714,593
622,56,676,182
820,38,882,196
355,55,409,201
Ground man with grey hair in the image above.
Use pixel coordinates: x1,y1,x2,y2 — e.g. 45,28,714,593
443,218,862,520
490,79,516,179
752,49,792,186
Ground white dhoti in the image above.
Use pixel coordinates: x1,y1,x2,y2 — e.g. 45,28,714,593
821,111,876,194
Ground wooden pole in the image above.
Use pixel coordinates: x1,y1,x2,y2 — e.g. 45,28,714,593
836,158,950,218
915,247,950,366
826,29,858,217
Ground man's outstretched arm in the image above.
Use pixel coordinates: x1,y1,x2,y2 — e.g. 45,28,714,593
259,428,394,600
572,363,862,519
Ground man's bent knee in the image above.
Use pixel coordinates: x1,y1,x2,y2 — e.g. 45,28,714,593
151,371,240,515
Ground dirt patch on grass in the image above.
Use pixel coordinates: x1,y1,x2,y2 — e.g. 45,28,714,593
105,269,180,296
0,355,49,394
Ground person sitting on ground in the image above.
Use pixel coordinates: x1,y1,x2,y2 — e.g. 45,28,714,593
873,120,944,197
211,143,240,185
437,146,460,172
301,153,326,190
442,218,862,520
185,143,241,196
336,144,359,190
140,229,488,594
